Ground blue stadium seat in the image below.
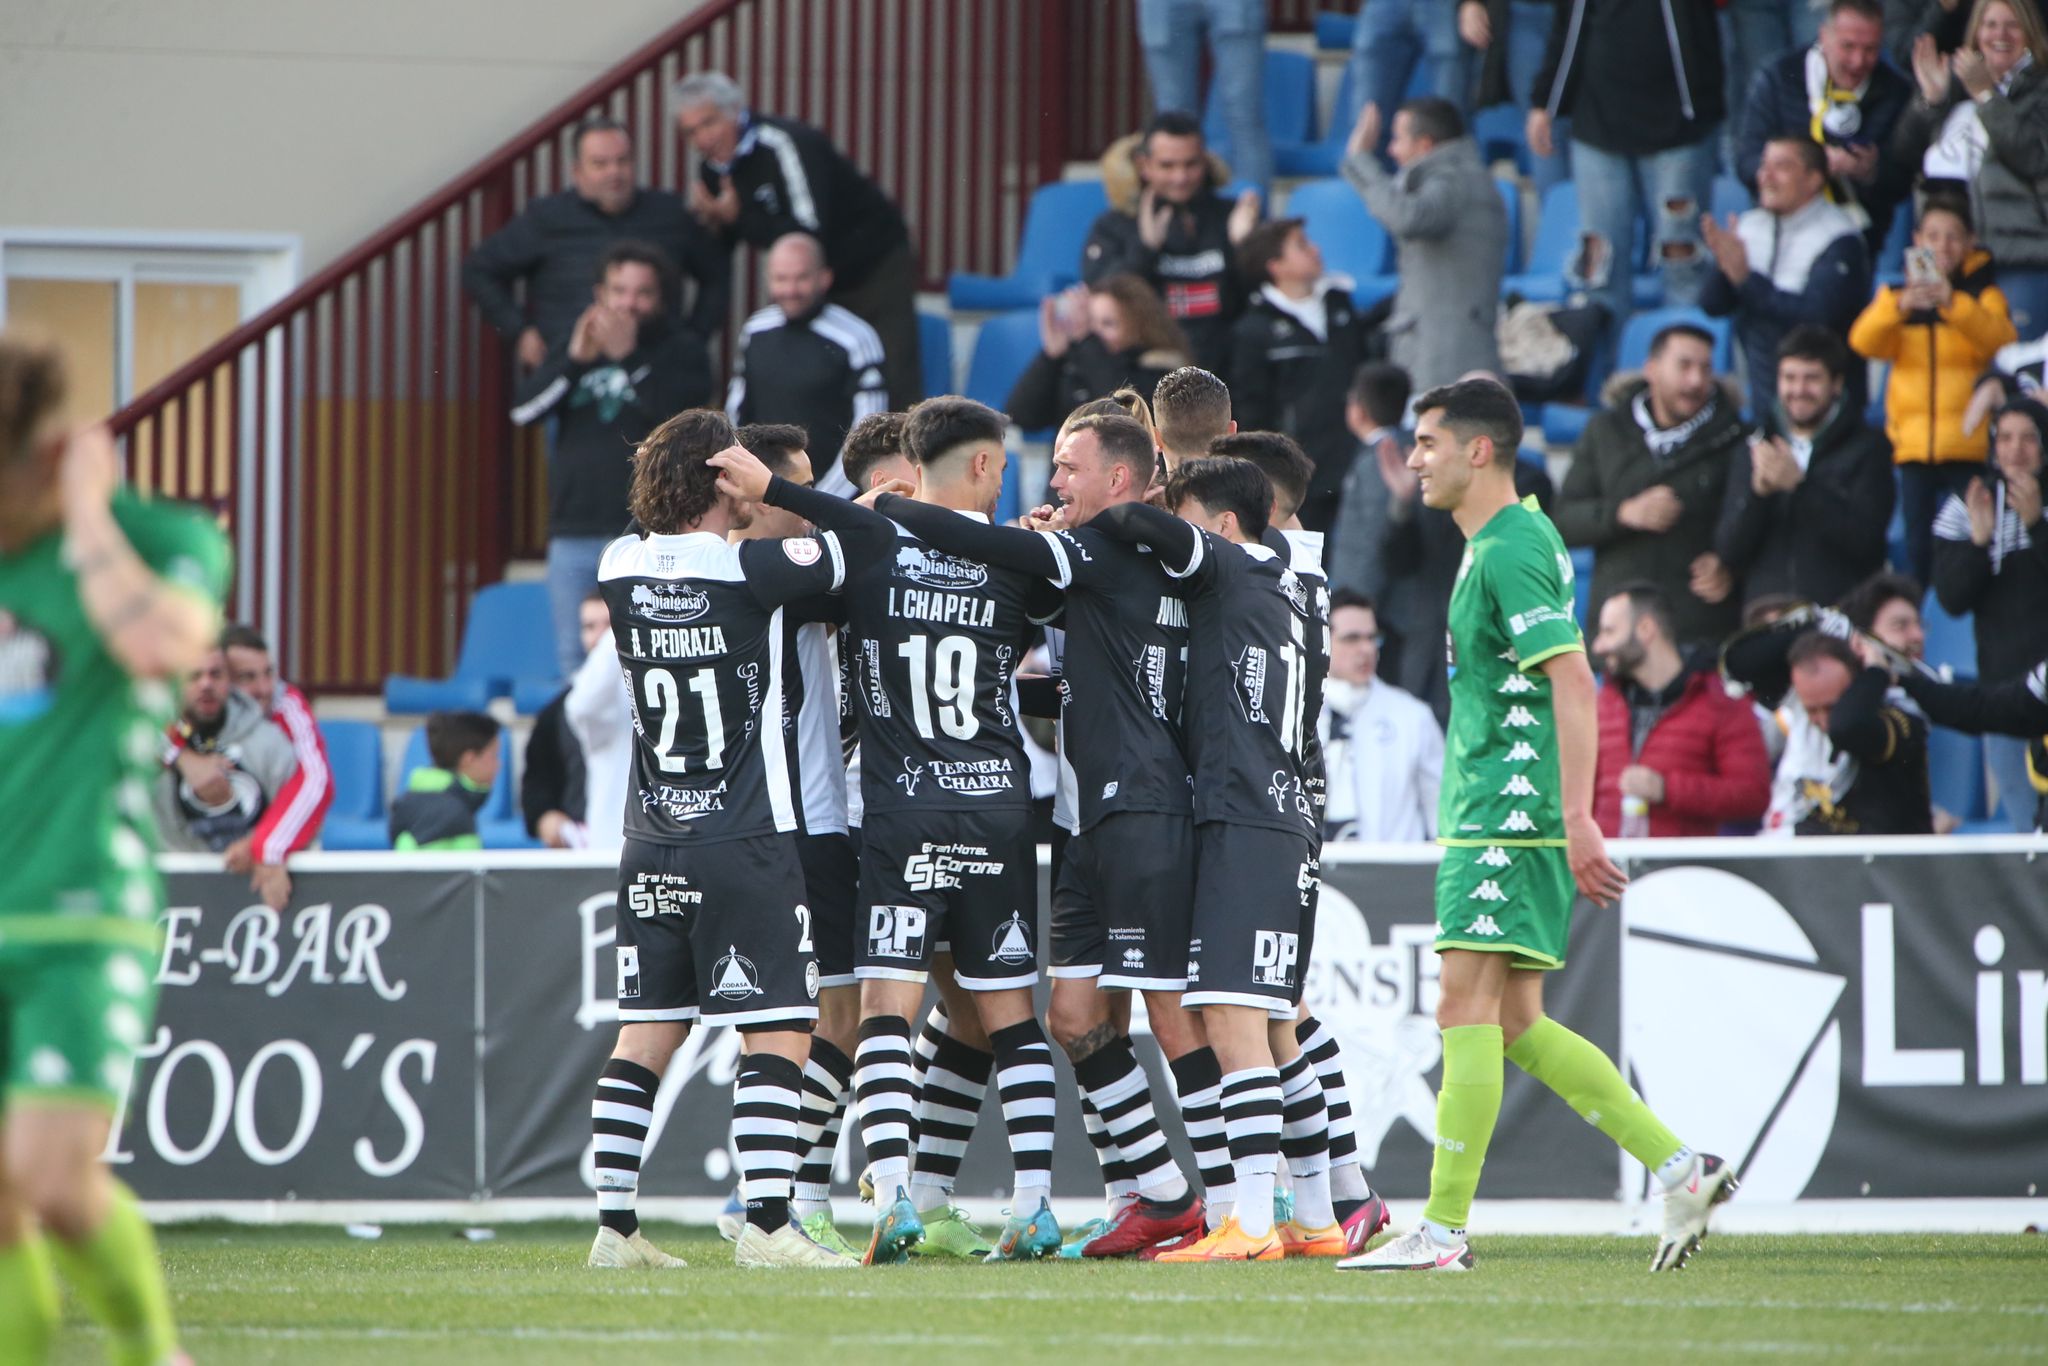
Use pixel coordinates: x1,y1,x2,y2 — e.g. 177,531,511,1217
1927,725,1988,821
946,181,1108,312
1205,49,1317,173
1472,104,1530,177
1315,9,1357,49
1922,588,1977,679
1570,546,1595,629
1289,177,1393,287
919,311,955,398
396,725,535,849
1497,177,1523,275
1274,67,1360,178
512,676,565,715
318,719,389,850
1503,181,1658,306
1616,308,1735,374
1875,199,1914,287
384,581,555,713
1711,175,1753,222
964,309,1046,430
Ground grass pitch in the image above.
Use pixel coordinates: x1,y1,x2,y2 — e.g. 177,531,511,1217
54,1222,2048,1364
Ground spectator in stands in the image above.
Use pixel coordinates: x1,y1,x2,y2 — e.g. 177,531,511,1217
1229,219,1373,530
565,598,632,855
1887,0,1974,70
1897,650,2048,828
1457,0,1573,191
1725,620,1933,835
1329,362,1414,604
1589,583,1772,837
1084,112,1262,376
1733,0,1915,261
1349,0,1473,155
1717,327,1897,608
1343,98,1506,395
1701,136,1873,420
1151,364,1237,473
522,592,603,849
155,647,298,908
1841,569,1932,663
726,233,886,498
220,623,331,876
1008,277,1191,434
1529,0,1725,333
463,117,725,374
1318,589,1444,842
1852,193,2017,582
512,241,708,678
1725,0,1830,143
1895,0,2048,335
1134,0,1272,193
840,410,915,493
1932,396,2048,826
1554,323,1748,649
389,711,501,852
675,71,922,407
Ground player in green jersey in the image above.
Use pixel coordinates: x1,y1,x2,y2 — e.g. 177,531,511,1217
1337,378,1735,1276
0,335,229,1363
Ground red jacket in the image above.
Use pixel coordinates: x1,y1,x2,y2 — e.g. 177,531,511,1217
163,680,333,864
1594,667,1770,837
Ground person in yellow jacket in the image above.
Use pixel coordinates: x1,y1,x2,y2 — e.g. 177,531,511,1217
1850,190,2017,583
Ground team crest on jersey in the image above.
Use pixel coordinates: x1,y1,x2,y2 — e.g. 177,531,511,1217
895,758,926,796
1276,568,1309,615
895,545,989,590
805,961,820,999
630,583,711,623
784,538,822,566
990,912,1034,966
0,609,58,725
710,945,764,1000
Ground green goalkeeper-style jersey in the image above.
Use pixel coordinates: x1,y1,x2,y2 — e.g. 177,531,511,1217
0,490,230,941
1438,496,1583,849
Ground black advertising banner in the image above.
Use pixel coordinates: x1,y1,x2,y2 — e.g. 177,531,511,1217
120,870,477,1200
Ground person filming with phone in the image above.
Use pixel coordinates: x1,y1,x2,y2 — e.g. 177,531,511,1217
1851,189,2018,583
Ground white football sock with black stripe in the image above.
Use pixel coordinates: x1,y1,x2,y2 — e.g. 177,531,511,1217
909,1029,994,1213
1078,1098,1137,1215
592,1057,660,1237
1171,1047,1234,1230
1075,1038,1188,1202
991,1020,1057,1211
1279,1051,1335,1228
855,1016,916,1197
1297,1014,1372,1203
733,1053,805,1232
793,1038,853,1222
1221,1066,1284,1239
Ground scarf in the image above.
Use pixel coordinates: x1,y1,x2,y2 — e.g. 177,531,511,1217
1632,390,1718,457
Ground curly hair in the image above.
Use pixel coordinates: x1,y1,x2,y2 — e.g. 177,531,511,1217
629,408,734,533
1090,274,1192,359
0,332,66,470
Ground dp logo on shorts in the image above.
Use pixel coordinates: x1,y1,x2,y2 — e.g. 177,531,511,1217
1253,931,1299,988
868,905,928,961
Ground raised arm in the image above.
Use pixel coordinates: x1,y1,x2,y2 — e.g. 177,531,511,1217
872,492,1071,582
1901,660,2048,737
1088,500,1204,578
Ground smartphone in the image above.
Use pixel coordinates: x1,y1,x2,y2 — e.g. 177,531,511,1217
1905,246,1941,287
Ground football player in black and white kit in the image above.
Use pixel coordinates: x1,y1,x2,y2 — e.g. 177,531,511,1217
1213,431,1391,1254
1091,456,1341,1263
872,412,1210,1258
832,398,1070,1264
583,409,891,1271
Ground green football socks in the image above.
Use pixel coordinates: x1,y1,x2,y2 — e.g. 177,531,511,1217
0,1231,60,1366
1507,1015,1685,1171
1420,1024,1504,1232
46,1182,177,1366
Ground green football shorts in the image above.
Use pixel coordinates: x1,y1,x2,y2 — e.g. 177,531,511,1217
1433,842,1575,970
0,936,159,1108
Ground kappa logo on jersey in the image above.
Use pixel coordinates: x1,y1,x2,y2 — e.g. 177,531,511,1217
710,945,764,1000
1252,930,1300,988
1233,645,1272,724
1498,673,1537,695
1499,810,1537,833
1505,740,1540,762
990,912,1034,966
895,545,989,590
868,905,928,960
1475,846,1513,868
1469,879,1508,903
1502,705,1539,729
630,583,711,623
1469,914,1504,937
1500,774,1539,798
1134,644,1171,719
615,945,641,999
0,610,57,725
783,537,822,566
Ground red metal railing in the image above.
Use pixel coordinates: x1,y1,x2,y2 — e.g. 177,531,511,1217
112,0,1339,693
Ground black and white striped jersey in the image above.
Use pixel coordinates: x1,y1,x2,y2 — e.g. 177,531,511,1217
788,618,850,836
599,529,847,845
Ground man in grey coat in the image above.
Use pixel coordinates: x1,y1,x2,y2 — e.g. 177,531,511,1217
1341,97,1506,394
155,647,300,906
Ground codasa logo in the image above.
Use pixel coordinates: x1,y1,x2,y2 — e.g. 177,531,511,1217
895,545,988,590
1623,867,1844,1202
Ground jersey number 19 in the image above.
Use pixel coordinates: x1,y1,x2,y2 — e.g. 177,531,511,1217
898,635,980,740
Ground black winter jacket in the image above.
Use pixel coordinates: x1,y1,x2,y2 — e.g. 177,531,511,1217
1732,48,1915,259
1005,337,1183,434
1082,194,1245,376
699,113,910,289
1931,473,2048,684
1228,287,1373,523
1533,0,1725,156
1715,401,1896,609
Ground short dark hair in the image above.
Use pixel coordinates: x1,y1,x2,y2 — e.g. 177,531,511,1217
1919,187,1975,235
1777,325,1849,381
1765,134,1828,178
221,623,268,654
1348,362,1412,429
1153,366,1233,456
1650,322,1717,359
0,333,66,470
1210,431,1313,520
572,116,630,161
1397,96,1465,145
737,422,810,477
1329,587,1376,616
1837,571,1922,632
841,411,908,490
1237,218,1305,286
1829,0,1884,23
630,408,734,533
1606,581,1676,643
1413,377,1523,466
1787,629,1860,674
1064,412,1158,489
905,396,1006,467
1166,456,1272,540
595,239,679,313
426,710,501,771
1141,110,1205,151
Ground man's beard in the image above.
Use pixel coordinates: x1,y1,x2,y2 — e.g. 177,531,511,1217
1601,641,1646,684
